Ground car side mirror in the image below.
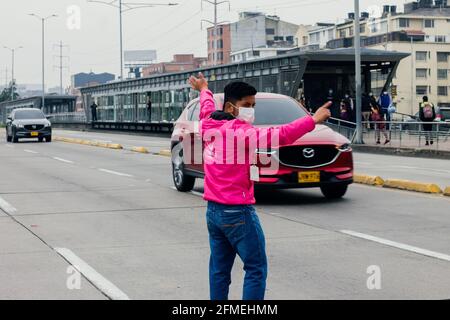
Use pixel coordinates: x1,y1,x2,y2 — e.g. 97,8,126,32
7,117,12,121
46,115,53,120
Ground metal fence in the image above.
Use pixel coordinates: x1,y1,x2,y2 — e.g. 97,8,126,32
323,117,450,151
49,112,87,124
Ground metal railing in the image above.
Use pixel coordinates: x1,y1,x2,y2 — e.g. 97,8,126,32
48,112,87,124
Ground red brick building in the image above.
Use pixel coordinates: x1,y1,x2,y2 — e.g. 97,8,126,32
207,24,231,66
142,54,207,77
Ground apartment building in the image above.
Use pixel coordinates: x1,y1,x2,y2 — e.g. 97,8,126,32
323,1,450,114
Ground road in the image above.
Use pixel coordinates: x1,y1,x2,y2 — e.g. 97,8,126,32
0,129,449,300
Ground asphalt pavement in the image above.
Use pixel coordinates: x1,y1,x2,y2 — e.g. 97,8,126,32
0,129,449,299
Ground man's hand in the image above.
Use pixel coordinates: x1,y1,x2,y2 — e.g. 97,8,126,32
188,72,208,92
312,101,332,124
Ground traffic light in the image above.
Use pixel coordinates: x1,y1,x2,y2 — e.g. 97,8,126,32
391,85,397,97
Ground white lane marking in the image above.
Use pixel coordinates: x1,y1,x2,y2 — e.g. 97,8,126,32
340,230,450,262
24,149,39,154
98,168,133,177
5,145,13,148
0,197,17,214
170,186,203,197
191,190,204,197
52,157,74,164
54,248,130,300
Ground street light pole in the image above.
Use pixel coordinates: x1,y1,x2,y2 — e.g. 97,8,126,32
354,0,363,144
29,13,57,110
88,1,178,81
3,46,23,101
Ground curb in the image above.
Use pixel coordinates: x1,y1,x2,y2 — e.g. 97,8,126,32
54,137,123,150
444,187,450,197
383,179,442,194
352,145,450,160
353,174,384,186
130,146,150,154
158,149,172,157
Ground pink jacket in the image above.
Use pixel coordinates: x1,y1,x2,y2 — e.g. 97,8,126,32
200,89,316,205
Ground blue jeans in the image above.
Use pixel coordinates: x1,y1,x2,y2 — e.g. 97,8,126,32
206,201,268,300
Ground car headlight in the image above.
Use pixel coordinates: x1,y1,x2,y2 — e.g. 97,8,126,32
15,123,24,128
336,143,352,152
44,122,51,127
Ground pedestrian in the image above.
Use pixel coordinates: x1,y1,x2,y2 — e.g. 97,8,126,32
90,101,98,122
378,90,392,126
343,91,354,122
147,97,152,122
419,96,436,146
371,104,390,145
326,88,338,119
188,73,331,300
362,93,372,130
339,99,351,123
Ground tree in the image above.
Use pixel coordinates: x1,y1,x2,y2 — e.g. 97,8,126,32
0,85,20,103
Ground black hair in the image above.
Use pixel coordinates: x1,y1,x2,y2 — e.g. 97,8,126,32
423,96,428,102
223,81,257,109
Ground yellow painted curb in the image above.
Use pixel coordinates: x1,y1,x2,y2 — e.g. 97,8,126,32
54,136,123,150
383,179,443,194
158,149,172,157
444,187,450,197
354,174,384,186
131,146,150,154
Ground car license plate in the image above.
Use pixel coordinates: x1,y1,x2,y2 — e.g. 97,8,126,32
30,132,39,137
298,171,320,183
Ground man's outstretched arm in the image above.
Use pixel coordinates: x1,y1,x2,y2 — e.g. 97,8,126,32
189,73,215,121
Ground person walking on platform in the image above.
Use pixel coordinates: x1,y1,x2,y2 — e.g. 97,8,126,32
419,96,436,146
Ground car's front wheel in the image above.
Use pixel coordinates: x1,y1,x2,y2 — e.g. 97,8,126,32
171,144,195,192
6,131,12,142
46,136,52,142
320,184,348,199
12,129,18,143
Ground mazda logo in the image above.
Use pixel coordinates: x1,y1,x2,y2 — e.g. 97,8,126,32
302,148,315,158
32,125,36,129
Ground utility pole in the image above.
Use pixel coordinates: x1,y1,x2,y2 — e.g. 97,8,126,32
354,0,363,144
88,1,178,81
54,41,70,94
29,13,58,110
3,46,23,101
201,0,230,66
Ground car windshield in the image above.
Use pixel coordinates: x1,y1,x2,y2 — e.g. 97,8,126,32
253,98,308,125
14,110,45,120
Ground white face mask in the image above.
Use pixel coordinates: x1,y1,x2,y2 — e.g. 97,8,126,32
232,104,255,124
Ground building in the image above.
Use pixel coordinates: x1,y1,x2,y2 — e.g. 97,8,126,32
230,47,296,63
206,12,299,66
323,1,450,114
71,72,115,89
207,24,231,66
231,12,298,52
142,54,207,77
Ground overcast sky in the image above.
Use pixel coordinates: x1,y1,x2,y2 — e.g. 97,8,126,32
0,0,408,89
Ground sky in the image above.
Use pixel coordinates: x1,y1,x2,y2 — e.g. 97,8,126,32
0,0,409,89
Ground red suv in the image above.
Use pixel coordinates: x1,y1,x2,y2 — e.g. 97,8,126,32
170,93,353,199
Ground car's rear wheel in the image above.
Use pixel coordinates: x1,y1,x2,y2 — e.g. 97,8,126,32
171,144,195,192
320,184,348,199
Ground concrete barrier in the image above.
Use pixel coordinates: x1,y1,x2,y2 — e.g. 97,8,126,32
383,179,443,194
354,174,384,186
444,187,450,197
55,136,123,150
131,146,150,154
158,149,172,157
